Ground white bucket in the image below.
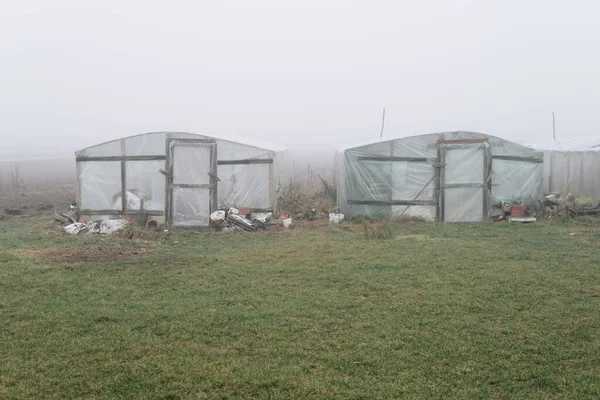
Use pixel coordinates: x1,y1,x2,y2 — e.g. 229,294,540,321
282,218,292,228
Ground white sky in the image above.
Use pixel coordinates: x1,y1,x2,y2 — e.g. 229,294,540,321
1,0,599,159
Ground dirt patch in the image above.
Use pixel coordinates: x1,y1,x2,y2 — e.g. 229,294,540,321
396,234,429,240
0,184,75,217
14,246,153,266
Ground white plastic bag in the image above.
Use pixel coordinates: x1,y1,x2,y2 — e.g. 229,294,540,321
329,213,345,223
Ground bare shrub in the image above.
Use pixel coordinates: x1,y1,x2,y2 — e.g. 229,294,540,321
10,163,25,193
276,177,337,218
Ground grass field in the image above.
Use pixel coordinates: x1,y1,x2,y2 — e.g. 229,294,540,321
1,217,600,399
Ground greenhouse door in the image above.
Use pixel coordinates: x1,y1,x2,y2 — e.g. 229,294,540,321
439,141,490,222
166,139,217,228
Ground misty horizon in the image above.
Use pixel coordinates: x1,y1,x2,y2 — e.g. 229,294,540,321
2,1,600,161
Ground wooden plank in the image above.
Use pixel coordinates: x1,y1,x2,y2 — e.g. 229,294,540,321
211,143,218,220
217,159,273,165
442,183,487,189
76,155,167,162
172,183,212,189
357,156,429,162
483,148,489,220
165,138,172,226
79,209,164,216
440,146,446,222
491,155,543,163
437,139,487,145
75,161,81,209
120,139,126,212
346,199,435,206
435,145,442,222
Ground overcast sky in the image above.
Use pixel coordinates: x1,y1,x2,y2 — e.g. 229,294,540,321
1,0,599,159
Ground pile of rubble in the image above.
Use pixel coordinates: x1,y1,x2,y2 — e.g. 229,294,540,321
210,207,284,231
53,200,129,235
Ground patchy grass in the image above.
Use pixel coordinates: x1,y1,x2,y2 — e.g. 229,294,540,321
1,217,600,399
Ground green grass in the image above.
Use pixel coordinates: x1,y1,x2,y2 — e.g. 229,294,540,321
1,217,600,399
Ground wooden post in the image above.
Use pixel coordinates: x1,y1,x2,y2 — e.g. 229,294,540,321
120,139,127,213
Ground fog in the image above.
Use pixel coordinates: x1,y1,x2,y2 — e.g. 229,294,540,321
1,0,600,167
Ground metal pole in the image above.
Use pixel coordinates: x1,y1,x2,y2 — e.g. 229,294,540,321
380,108,386,138
553,112,556,140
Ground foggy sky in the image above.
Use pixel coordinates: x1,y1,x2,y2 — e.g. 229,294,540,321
1,0,599,160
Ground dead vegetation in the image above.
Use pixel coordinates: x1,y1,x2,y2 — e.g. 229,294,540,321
276,175,337,219
361,218,393,239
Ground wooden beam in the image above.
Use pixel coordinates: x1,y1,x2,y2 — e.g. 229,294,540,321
217,159,273,165
346,199,435,206
79,209,164,216
171,183,213,189
357,156,429,162
442,183,487,189
491,155,543,163
120,139,126,212
76,155,167,162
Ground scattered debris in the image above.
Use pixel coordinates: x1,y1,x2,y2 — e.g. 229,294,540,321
63,223,89,235
64,219,128,235
53,210,78,225
210,206,282,232
210,210,227,225
508,217,537,223
251,212,272,223
329,213,345,223
146,220,159,230
226,212,258,231
510,204,526,218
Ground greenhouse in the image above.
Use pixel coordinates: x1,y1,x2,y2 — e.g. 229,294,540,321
335,131,544,222
75,132,287,227
526,136,600,200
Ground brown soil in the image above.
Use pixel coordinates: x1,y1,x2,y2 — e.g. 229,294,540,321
0,184,75,217
15,246,153,266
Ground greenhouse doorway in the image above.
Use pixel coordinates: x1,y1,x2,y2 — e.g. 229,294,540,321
165,138,218,228
439,139,490,222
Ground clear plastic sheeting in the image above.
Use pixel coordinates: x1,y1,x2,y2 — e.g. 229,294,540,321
218,163,271,208
75,132,287,225
79,161,121,210
444,145,485,184
525,137,600,199
172,188,210,227
125,161,165,210
444,187,484,222
491,159,542,205
336,131,543,222
172,145,211,185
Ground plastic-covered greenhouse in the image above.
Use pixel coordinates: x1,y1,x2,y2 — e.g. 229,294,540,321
526,136,600,199
335,131,544,222
75,132,287,227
